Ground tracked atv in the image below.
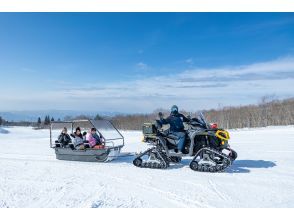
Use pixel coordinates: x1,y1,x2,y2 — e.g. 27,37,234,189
133,113,237,172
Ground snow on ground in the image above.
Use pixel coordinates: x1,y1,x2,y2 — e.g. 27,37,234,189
0,126,294,208
0,127,9,134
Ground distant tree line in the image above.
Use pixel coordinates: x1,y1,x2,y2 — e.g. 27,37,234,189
0,117,34,127
204,97,294,129
35,115,60,128
111,114,155,130
0,115,60,128
0,116,4,126
63,114,104,121
2,97,294,130
110,97,294,130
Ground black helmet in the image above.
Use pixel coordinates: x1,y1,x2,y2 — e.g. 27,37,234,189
171,105,178,114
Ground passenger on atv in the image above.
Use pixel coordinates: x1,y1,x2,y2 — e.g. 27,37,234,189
157,105,189,154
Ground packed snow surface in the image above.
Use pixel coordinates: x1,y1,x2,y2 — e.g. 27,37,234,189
0,127,9,134
0,126,294,208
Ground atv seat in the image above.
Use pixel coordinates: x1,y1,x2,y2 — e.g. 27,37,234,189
166,134,181,149
167,133,180,140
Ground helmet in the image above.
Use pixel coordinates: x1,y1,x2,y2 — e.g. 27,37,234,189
171,105,178,114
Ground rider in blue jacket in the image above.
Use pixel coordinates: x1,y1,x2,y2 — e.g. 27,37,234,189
158,105,189,153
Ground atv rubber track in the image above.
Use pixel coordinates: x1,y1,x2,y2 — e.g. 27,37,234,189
189,147,232,173
133,147,170,169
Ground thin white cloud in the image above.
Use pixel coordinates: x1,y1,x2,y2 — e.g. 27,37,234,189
180,56,294,79
185,58,193,64
136,62,148,70
53,56,294,111
2,57,294,112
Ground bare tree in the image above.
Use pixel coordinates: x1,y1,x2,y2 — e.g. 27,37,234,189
110,97,294,130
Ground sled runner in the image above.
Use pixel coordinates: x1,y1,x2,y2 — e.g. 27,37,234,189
50,119,124,162
133,113,237,172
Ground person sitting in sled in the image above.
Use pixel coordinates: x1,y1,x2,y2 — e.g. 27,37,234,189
92,128,103,145
57,127,72,147
158,105,189,153
86,128,103,149
71,127,85,150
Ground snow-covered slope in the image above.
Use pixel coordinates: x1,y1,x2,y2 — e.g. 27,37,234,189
0,127,9,134
0,126,294,208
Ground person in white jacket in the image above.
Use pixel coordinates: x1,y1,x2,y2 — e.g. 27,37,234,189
71,127,85,150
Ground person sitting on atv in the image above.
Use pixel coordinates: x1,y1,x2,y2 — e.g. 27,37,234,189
158,105,189,153
57,127,72,147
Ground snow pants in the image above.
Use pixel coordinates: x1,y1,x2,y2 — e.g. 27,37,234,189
170,131,186,152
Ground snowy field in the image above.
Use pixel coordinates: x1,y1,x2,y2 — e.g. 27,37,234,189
0,126,294,208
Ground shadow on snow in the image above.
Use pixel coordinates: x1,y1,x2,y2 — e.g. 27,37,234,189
227,160,277,173
110,153,277,174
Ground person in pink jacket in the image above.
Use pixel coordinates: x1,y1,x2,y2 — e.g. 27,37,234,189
86,130,97,147
86,128,103,148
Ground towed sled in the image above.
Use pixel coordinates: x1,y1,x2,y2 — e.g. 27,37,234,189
50,119,124,162
133,113,237,172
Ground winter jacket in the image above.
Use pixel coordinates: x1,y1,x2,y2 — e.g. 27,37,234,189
86,133,97,147
159,113,189,132
57,133,72,146
72,132,84,147
92,133,102,145
86,133,102,147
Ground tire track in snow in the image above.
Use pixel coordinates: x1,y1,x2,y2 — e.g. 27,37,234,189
0,153,55,162
81,183,109,208
179,179,232,206
81,182,149,208
97,175,189,207
94,173,211,208
208,180,232,202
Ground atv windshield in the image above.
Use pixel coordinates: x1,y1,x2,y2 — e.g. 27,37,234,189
189,112,209,129
198,112,209,129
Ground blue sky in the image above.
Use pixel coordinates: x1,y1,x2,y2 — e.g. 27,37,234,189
0,13,294,112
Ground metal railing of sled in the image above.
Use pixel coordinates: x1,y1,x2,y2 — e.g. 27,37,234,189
49,120,124,149
51,142,124,151
51,139,123,150
90,120,125,147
